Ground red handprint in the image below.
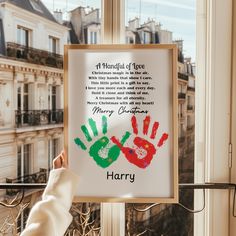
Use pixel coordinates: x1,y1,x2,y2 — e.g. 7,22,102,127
111,115,169,169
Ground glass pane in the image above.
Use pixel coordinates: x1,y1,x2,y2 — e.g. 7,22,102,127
24,84,28,93
17,27,21,44
23,144,31,176
0,1,101,234
17,145,22,178
42,1,103,235
52,138,59,157
125,0,196,235
17,84,21,110
25,29,29,47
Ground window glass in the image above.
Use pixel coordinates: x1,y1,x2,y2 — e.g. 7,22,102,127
48,139,60,170
17,145,22,178
41,1,103,235
125,0,196,235
52,138,59,158
23,144,31,176
17,26,30,47
17,84,21,110
49,36,59,54
17,144,32,180
29,0,43,13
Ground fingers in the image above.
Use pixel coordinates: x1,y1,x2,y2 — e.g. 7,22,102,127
62,149,68,168
120,132,131,145
110,136,123,149
131,116,138,134
53,149,68,169
157,133,169,147
111,132,131,149
53,153,62,169
143,115,151,135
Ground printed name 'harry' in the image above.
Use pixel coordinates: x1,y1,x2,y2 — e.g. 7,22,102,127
107,171,135,183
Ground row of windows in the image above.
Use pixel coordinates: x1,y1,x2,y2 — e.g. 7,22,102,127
17,83,58,111
17,139,60,178
17,25,60,54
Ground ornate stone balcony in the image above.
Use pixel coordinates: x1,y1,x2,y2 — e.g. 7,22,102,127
6,42,63,69
15,109,63,128
178,72,188,81
187,86,195,92
178,92,186,99
187,105,194,111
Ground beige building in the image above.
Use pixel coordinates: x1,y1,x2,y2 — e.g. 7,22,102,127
68,6,101,44
0,0,68,233
125,17,172,44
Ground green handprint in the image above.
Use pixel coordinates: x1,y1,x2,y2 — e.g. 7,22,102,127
74,116,130,168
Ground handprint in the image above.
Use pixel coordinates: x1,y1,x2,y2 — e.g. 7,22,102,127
74,116,130,168
111,115,169,169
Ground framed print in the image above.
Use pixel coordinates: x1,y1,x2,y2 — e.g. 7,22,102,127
64,44,178,203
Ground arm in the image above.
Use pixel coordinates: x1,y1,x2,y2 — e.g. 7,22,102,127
21,152,79,236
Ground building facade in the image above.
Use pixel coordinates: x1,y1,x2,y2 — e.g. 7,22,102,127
0,2,196,234
0,0,67,233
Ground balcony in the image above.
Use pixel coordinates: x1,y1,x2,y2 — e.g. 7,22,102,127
178,136,185,144
6,168,47,196
187,86,195,92
178,72,188,81
6,42,63,69
15,109,63,128
187,125,195,133
178,93,186,99
187,105,194,111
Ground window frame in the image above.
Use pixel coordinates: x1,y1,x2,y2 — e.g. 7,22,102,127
195,0,233,235
100,0,235,235
49,35,60,54
17,143,33,180
231,1,236,235
17,25,32,47
48,138,59,170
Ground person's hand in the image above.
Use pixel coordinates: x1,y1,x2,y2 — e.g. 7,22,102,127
53,150,68,169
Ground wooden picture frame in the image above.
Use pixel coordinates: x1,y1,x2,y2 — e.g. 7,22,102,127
64,44,178,203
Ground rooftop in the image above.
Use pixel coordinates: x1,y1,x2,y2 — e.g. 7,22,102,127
0,0,58,24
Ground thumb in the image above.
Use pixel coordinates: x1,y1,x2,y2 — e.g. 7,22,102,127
111,136,123,149
111,131,131,149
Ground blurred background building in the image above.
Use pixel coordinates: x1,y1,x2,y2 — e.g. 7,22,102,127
0,0,67,233
0,1,195,235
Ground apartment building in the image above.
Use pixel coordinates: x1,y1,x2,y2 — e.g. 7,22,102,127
0,0,67,233
68,6,101,44
125,17,173,44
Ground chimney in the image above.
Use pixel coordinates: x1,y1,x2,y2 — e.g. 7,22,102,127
54,9,63,24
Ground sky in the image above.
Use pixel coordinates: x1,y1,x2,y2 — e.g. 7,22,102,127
42,0,196,60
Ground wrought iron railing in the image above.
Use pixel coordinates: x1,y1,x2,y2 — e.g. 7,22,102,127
178,72,188,81
0,186,101,235
187,86,195,92
187,105,194,111
6,169,47,196
15,109,63,128
178,93,186,99
0,183,235,235
187,125,195,132
6,42,63,69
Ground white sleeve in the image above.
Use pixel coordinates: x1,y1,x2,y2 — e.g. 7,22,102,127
20,168,79,236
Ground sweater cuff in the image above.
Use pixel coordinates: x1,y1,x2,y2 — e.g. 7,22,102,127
43,168,79,209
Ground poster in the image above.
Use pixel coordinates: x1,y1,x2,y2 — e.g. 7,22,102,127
64,45,178,203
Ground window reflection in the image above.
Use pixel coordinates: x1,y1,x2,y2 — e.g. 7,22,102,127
125,0,196,235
